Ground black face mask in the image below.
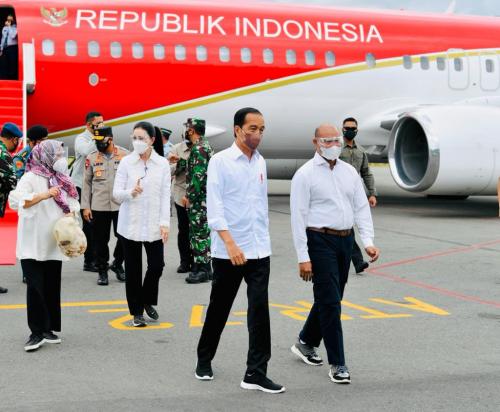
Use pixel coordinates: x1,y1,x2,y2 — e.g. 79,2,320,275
96,140,110,153
343,129,357,140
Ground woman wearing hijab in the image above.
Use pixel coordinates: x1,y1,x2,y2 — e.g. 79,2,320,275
113,121,171,327
9,140,79,352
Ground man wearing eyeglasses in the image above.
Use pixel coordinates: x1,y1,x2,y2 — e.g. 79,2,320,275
290,124,380,384
71,111,104,273
340,117,377,275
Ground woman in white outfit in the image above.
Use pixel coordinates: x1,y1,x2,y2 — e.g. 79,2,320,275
113,121,171,327
9,140,79,352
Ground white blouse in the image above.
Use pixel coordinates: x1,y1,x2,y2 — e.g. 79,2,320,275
8,172,80,261
113,150,171,242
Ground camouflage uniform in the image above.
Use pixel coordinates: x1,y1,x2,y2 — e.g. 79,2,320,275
12,145,31,180
0,140,17,217
186,135,214,265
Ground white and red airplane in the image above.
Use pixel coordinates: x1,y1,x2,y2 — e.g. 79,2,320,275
3,0,500,196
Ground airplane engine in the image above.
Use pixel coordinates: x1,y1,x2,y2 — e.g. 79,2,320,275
388,105,500,196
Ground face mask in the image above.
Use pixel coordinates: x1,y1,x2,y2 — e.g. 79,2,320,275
133,140,149,155
343,129,357,140
53,158,68,174
96,139,110,153
320,145,342,161
8,138,19,153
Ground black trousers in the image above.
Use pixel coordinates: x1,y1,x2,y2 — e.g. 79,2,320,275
21,259,62,335
92,210,124,271
77,187,95,264
197,257,271,376
351,232,365,269
121,237,164,316
175,202,192,267
1,44,18,80
299,230,353,366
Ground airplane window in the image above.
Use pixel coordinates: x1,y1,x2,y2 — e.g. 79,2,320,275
325,51,335,67
263,48,274,64
110,42,122,59
366,53,376,68
132,43,144,59
485,59,495,73
436,57,446,71
241,48,252,64
219,47,230,62
42,39,55,56
65,40,77,57
305,50,315,66
403,55,412,69
196,45,208,62
175,45,186,61
454,58,463,72
88,41,100,58
420,56,430,70
153,44,165,60
286,49,296,65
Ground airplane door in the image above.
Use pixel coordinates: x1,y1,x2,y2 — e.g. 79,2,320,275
479,53,500,91
447,49,469,90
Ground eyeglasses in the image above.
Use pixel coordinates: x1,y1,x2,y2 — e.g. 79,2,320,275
318,137,343,144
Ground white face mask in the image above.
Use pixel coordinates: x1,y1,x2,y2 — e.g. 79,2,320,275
53,158,68,174
133,140,149,155
320,145,342,161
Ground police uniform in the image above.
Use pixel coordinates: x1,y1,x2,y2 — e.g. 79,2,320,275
186,118,214,278
339,140,377,273
81,133,129,284
12,145,31,180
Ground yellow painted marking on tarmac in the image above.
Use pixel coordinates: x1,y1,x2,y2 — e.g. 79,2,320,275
0,300,128,310
108,314,174,331
341,300,412,319
88,308,129,313
233,311,247,316
370,297,450,316
189,305,243,328
270,301,352,321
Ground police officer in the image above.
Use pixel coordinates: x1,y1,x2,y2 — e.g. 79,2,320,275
290,123,380,384
168,132,194,274
339,117,377,274
13,125,48,180
0,122,22,293
81,126,128,286
184,118,213,284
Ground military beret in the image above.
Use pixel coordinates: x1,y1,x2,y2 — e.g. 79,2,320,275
1,122,23,138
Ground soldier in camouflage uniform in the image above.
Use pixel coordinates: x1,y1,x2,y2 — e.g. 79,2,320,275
0,122,23,294
13,125,48,180
184,118,214,284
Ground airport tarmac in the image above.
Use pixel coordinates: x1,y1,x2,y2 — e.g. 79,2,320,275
0,166,499,412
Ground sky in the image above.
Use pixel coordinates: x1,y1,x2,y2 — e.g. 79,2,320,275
260,0,500,16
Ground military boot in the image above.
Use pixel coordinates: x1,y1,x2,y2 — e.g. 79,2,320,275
185,263,209,284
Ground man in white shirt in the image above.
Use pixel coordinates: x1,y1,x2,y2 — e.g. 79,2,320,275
71,111,104,272
194,108,285,394
290,124,380,384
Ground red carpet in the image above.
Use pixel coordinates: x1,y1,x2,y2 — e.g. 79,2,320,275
0,206,17,265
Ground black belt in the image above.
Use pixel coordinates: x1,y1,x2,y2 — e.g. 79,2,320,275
307,227,352,237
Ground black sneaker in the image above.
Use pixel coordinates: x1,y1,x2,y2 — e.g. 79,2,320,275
24,334,44,352
109,261,126,282
176,263,191,273
240,373,286,394
329,365,351,384
195,362,214,380
355,261,369,274
83,262,98,272
97,271,109,286
132,315,147,327
42,332,61,344
291,340,323,366
144,304,159,321
0,286,7,293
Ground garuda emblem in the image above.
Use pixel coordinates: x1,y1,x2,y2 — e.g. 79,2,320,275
41,7,68,27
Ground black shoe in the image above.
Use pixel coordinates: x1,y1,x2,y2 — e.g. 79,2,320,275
185,271,209,284
240,373,285,394
109,261,126,282
42,332,61,344
329,365,351,384
144,304,159,321
24,334,44,352
195,362,214,380
355,261,369,274
291,339,323,366
83,262,98,272
132,315,147,327
97,271,109,286
0,286,7,293
176,263,191,273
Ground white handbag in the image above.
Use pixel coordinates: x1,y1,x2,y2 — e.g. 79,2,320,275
53,215,87,258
